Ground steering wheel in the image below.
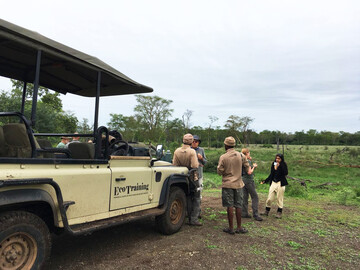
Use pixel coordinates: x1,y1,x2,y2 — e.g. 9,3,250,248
108,139,129,156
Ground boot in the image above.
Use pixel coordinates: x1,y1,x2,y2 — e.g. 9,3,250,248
260,207,270,216
275,208,282,219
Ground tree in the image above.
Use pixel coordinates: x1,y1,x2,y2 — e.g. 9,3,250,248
182,109,193,131
240,116,254,145
108,114,140,141
207,115,218,148
224,115,243,144
0,80,77,133
134,95,173,141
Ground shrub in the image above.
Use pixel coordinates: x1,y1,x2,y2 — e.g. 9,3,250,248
260,144,273,148
335,188,356,205
286,182,308,198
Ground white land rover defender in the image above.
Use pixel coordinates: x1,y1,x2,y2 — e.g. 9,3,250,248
0,19,194,270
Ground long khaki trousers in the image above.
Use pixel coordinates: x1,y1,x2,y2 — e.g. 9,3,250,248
265,181,285,209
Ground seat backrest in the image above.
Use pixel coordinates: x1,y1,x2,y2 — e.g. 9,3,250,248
37,139,55,158
3,123,32,158
68,142,95,159
0,126,8,157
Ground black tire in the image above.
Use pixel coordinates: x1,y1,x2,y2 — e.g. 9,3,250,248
156,187,186,235
0,211,51,270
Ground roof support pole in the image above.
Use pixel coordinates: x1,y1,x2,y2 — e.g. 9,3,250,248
31,49,41,127
94,71,101,133
21,81,27,115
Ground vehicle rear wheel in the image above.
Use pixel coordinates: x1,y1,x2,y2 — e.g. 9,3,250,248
0,211,51,270
156,187,186,235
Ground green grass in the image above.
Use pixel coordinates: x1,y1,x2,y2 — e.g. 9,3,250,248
203,144,360,206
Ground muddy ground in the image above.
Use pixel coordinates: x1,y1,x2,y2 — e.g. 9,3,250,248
48,192,360,270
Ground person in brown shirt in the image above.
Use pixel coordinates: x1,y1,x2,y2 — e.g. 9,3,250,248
173,134,201,226
217,136,249,235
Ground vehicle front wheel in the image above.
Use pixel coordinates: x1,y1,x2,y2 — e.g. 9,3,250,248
156,186,186,235
0,211,51,270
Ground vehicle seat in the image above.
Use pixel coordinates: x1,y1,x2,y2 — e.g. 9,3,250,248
37,139,55,158
68,142,95,159
2,123,34,158
0,126,8,157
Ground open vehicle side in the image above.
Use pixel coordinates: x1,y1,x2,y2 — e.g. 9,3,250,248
0,19,192,270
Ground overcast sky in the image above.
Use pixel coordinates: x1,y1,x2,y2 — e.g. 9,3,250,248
1,0,359,133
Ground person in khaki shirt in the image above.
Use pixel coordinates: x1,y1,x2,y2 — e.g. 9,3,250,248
217,136,249,235
173,134,201,226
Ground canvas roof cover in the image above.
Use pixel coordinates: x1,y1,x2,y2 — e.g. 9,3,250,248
0,19,153,97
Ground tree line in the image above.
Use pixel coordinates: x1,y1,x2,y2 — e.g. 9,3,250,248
1,80,359,147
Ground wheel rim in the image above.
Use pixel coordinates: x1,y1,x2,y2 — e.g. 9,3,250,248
169,198,183,225
0,232,37,270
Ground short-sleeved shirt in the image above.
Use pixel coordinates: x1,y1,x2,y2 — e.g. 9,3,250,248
173,144,199,169
56,142,66,148
242,159,254,184
217,148,248,189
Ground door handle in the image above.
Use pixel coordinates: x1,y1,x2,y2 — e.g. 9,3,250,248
115,177,126,182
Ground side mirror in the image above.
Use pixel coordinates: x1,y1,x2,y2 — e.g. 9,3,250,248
156,145,164,160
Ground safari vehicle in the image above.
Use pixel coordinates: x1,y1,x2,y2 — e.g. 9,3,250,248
0,19,193,269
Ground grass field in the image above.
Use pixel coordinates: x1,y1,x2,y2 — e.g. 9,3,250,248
202,145,360,206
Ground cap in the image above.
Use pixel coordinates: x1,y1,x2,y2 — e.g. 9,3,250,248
193,135,201,144
224,136,236,146
183,133,194,144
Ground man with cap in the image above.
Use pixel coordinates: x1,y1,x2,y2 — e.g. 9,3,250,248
217,136,249,234
173,133,201,226
56,136,71,148
191,135,207,218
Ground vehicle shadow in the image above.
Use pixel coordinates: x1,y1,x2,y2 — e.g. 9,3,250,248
48,217,160,270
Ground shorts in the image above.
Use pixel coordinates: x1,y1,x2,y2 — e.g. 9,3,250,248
222,188,243,208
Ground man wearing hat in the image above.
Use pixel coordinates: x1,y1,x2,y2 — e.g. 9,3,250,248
56,136,71,148
217,136,249,234
191,135,207,218
173,134,201,226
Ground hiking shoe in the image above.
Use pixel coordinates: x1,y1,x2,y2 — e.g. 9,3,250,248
260,210,269,216
223,228,235,235
235,227,248,234
242,214,252,218
190,221,203,226
275,212,282,219
254,216,263,221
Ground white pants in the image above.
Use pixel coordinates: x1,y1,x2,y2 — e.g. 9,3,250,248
265,181,285,209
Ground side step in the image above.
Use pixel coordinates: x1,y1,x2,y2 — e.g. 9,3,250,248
68,207,165,235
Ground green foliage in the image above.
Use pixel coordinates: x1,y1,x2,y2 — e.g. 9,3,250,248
286,182,308,198
334,188,357,205
202,145,360,206
0,81,77,134
260,144,273,148
287,241,304,249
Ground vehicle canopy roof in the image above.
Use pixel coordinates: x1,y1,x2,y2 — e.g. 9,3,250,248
0,19,153,97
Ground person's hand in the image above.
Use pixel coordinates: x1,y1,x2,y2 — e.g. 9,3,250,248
260,181,265,184
253,163,258,168
197,153,203,160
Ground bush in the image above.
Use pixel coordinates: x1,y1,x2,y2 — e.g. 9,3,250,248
204,149,224,173
286,182,308,198
260,144,273,148
335,188,356,205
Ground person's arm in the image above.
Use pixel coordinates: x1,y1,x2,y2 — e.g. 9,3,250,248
190,150,199,169
261,164,273,184
172,151,179,166
242,154,250,175
247,163,257,175
199,148,207,166
217,156,224,176
281,162,288,176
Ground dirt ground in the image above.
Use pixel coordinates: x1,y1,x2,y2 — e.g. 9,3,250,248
48,192,360,270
